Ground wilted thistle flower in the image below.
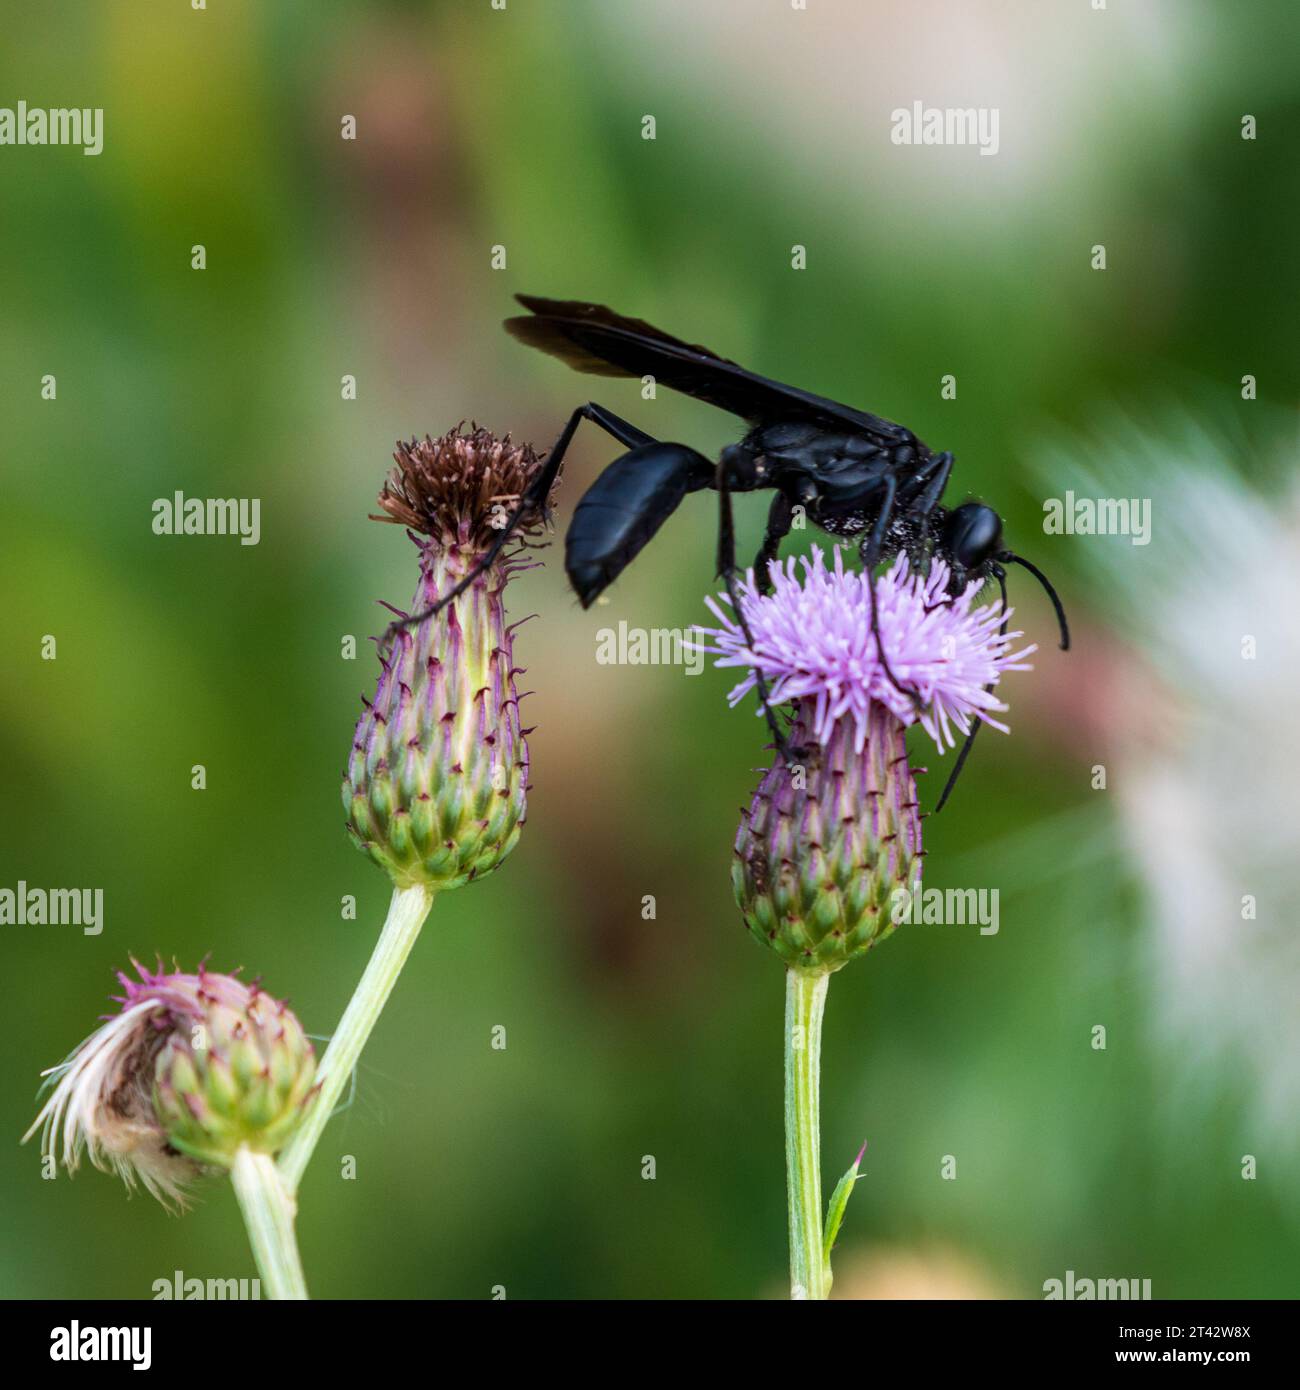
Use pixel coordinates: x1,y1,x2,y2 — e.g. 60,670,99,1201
23,962,316,1209
344,425,555,891
697,547,1035,974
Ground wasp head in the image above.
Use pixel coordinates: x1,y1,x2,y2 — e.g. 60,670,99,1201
940,501,1003,592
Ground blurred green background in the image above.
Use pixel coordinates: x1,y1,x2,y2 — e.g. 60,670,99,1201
3,0,1298,1299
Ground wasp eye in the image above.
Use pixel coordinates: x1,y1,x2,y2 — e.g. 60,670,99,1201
944,503,1003,568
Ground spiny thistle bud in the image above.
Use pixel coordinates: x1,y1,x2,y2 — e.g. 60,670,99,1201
345,425,555,891
23,962,316,1208
697,548,1035,973
736,701,922,973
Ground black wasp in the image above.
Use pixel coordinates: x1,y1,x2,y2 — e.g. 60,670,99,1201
392,295,1069,808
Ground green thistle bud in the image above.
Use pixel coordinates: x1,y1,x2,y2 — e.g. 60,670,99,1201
152,975,316,1168
733,702,921,973
23,962,316,1208
344,426,552,891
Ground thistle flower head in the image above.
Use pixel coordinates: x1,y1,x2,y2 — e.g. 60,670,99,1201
23,962,316,1209
696,546,1034,972
372,425,555,554
699,548,1036,753
346,425,547,891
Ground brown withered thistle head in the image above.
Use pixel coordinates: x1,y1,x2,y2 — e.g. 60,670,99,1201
371,423,556,553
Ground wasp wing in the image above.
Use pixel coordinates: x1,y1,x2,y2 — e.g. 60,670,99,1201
505,295,912,443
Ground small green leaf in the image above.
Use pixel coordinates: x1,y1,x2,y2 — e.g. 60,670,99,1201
822,1140,867,1268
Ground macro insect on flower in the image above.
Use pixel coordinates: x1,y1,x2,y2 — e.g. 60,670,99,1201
391,297,1068,804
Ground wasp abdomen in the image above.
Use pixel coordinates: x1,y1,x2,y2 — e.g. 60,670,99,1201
565,442,713,607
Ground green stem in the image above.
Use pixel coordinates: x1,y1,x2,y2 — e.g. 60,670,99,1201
277,883,435,1195
231,1147,308,1300
785,967,830,1300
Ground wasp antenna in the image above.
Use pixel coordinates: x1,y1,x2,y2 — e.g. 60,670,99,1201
936,568,1007,814
936,720,983,812
1000,553,1070,651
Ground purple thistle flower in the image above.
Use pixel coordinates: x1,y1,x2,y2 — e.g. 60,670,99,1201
695,546,1035,972
696,547,1036,755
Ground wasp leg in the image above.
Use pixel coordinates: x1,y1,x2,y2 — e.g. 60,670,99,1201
935,567,1007,811
382,403,651,648
908,450,954,567
715,466,804,763
857,473,922,710
752,493,796,594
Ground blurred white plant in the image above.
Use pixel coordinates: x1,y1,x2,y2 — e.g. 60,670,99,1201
1039,411,1300,1146
593,0,1198,206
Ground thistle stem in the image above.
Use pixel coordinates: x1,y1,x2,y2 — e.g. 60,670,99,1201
785,967,830,1300
277,883,435,1194
231,1148,308,1300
